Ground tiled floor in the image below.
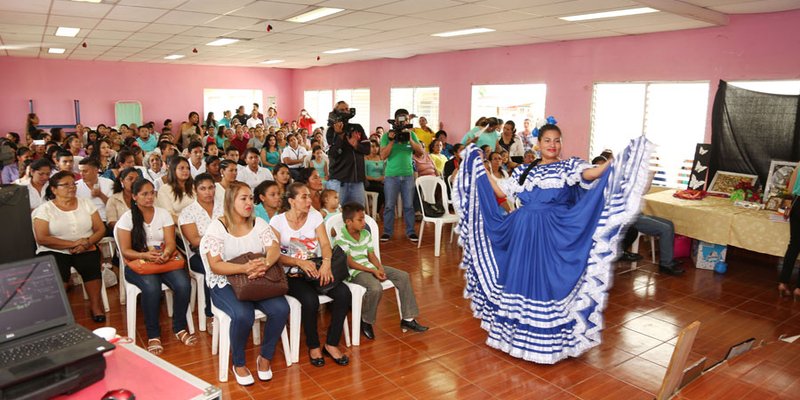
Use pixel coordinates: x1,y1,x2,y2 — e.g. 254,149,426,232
69,221,800,399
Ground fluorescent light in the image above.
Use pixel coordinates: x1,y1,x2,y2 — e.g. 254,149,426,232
431,27,495,37
206,38,239,46
164,54,184,60
71,0,102,3
560,7,658,22
260,59,284,64
55,27,80,37
287,7,344,23
323,48,359,54
48,48,66,54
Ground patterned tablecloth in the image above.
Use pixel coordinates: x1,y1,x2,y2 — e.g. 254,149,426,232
642,190,789,257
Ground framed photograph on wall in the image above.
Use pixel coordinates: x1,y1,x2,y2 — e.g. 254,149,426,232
708,171,758,196
764,160,798,201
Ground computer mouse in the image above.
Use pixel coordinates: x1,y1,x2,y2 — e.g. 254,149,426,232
102,389,135,400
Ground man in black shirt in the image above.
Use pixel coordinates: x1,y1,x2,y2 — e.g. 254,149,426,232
326,101,370,206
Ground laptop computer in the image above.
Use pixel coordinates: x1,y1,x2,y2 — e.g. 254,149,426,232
0,255,114,391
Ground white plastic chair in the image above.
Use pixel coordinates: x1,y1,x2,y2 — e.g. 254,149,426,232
72,266,110,313
325,213,403,347
179,230,208,332
113,226,195,343
285,294,350,364
365,191,379,220
632,232,658,264
415,176,459,257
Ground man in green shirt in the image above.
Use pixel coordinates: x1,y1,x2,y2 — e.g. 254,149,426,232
461,117,500,152
380,109,425,242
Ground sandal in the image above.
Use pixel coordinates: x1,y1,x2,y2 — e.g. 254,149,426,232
175,329,197,346
147,338,163,355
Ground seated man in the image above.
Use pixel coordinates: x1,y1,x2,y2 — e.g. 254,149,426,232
334,202,428,340
592,155,686,276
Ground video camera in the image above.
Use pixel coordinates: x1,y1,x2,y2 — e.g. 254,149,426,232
327,107,356,126
387,114,414,142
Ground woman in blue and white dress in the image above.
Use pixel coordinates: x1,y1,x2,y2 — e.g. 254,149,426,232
453,123,653,364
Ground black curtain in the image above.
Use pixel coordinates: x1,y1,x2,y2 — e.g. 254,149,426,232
710,80,800,187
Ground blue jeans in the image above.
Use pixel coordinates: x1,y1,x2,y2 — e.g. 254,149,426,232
125,267,192,339
383,175,416,237
629,215,676,265
189,254,212,318
211,285,289,367
327,179,365,206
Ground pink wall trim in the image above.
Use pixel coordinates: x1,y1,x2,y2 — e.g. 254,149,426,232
291,10,800,158
0,58,294,139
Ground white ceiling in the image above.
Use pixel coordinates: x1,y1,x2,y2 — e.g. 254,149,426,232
0,0,797,69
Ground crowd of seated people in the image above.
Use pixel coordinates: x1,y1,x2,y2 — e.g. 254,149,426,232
6,105,555,386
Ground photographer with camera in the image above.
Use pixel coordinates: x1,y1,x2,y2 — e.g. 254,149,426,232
379,109,425,242
326,101,371,206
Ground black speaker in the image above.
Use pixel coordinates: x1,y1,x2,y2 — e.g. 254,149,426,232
0,184,36,263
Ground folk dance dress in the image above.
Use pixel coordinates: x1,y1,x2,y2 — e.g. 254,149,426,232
453,136,653,364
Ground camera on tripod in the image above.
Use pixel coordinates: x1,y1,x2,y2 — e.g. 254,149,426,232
387,114,414,142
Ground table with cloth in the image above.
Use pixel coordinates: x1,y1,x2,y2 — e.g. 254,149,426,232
642,190,789,257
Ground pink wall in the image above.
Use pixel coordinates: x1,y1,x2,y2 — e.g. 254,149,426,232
291,10,800,158
0,58,294,139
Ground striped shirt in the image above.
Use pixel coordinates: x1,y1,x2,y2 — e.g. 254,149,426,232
334,228,376,279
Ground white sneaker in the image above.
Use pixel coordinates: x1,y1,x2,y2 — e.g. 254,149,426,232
231,366,254,386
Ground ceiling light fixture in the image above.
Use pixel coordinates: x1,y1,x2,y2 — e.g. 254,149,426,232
48,48,66,54
206,38,239,46
260,59,284,64
71,0,103,3
431,27,495,37
55,27,81,37
164,54,184,60
287,7,344,23
323,48,358,54
560,7,658,22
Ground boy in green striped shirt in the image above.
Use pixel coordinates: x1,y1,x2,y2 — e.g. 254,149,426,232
335,202,428,340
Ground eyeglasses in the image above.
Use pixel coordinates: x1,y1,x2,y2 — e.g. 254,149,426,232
55,182,78,188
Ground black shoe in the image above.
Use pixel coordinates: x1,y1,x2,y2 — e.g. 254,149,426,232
400,319,429,333
308,349,325,367
361,322,375,340
408,233,419,242
380,234,391,242
322,347,349,366
619,251,643,262
90,312,106,323
659,261,685,276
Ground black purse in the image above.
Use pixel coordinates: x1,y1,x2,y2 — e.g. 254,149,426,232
306,246,349,295
422,200,445,217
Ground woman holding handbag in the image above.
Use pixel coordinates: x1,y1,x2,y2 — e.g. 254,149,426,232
201,181,290,386
270,182,351,367
117,178,194,355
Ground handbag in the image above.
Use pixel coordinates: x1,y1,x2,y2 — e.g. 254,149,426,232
226,252,288,301
306,246,349,295
126,252,184,275
422,200,445,217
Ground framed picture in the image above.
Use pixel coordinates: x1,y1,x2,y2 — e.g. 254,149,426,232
764,160,798,201
708,171,758,196
766,196,783,211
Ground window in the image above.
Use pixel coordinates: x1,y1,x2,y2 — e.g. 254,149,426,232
471,84,546,128
729,80,800,95
590,82,710,188
334,88,370,130
203,89,263,124
303,90,333,129
389,87,440,130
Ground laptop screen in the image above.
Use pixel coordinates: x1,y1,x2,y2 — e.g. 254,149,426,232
0,256,72,345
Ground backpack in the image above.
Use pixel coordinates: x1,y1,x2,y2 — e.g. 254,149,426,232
0,138,15,169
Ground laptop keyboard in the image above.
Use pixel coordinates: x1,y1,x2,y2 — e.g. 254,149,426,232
0,327,96,367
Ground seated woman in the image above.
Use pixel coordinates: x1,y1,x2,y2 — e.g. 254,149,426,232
215,159,238,205
142,152,167,189
117,178,195,355
32,171,107,322
205,155,222,183
156,156,195,224
260,134,281,170
270,183,351,367
27,158,52,211
272,163,292,197
89,138,113,174
200,181,290,386
412,148,439,178
179,173,223,323
1,146,30,184
106,167,139,231
253,180,282,223
102,149,136,181
428,140,448,175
